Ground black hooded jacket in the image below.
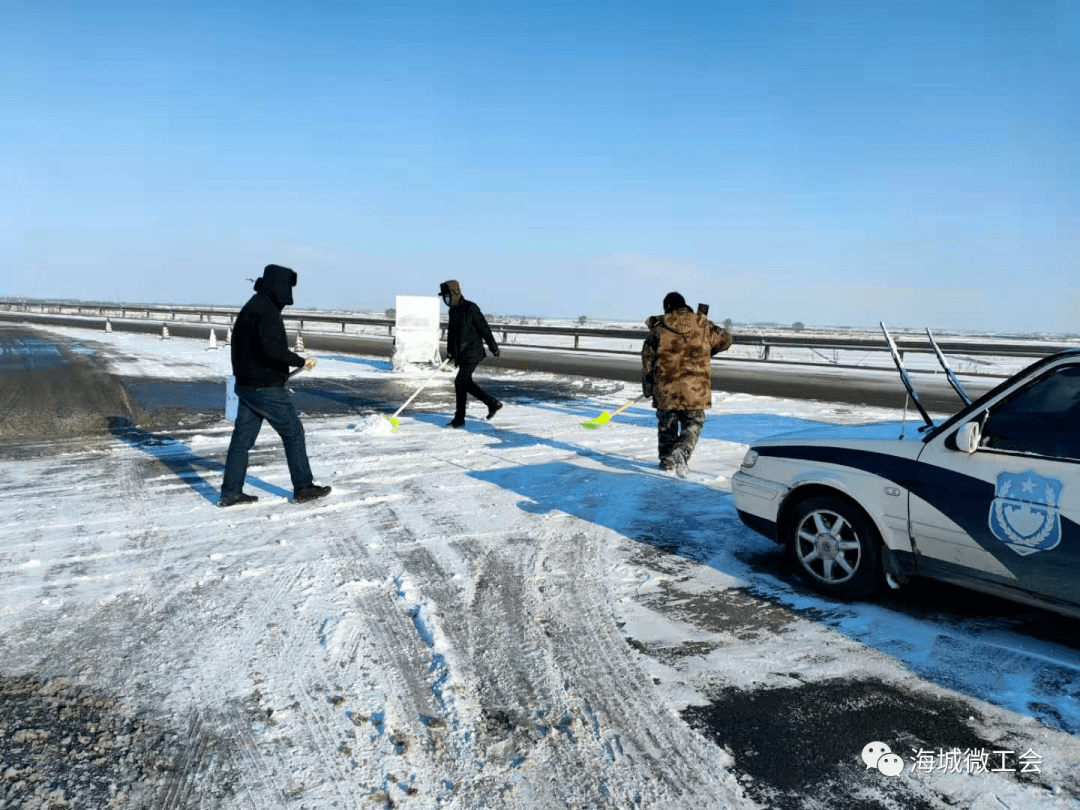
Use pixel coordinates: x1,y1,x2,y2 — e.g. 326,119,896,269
440,280,498,365
231,265,307,388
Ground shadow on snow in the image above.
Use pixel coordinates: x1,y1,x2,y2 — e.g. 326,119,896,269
107,417,291,505
462,417,1080,736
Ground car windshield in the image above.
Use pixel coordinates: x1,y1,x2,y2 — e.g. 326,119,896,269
981,365,1080,459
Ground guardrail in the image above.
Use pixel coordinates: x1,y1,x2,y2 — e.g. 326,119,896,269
2,300,1077,371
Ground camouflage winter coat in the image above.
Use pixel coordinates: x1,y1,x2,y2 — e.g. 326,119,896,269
641,308,732,410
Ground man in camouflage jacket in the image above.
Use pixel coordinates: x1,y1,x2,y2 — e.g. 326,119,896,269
641,292,732,477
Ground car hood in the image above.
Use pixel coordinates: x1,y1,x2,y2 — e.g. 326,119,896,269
753,420,926,446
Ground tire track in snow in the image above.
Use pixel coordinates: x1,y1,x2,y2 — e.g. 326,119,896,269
369,479,590,806
402,455,748,806
105,443,290,810
238,562,375,809
146,577,298,809
362,469,748,807
382,471,615,803
328,499,471,801
522,522,743,807
455,538,602,807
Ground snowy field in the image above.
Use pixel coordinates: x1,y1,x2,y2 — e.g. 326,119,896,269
2,325,1079,809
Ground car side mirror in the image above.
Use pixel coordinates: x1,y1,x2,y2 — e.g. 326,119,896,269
955,421,981,454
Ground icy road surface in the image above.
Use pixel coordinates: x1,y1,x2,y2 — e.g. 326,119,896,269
1,323,1078,810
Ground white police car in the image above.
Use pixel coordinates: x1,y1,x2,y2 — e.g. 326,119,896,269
732,330,1080,618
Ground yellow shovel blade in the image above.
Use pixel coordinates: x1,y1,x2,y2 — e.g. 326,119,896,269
386,415,400,432
580,410,611,429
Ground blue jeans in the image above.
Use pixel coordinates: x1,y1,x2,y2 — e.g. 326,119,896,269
222,386,313,496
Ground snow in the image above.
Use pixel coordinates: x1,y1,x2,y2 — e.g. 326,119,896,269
352,414,396,436
1,323,1078,809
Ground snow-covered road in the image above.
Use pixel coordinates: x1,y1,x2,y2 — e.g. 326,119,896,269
1,324,1078,810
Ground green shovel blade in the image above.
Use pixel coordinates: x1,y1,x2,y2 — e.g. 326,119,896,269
386,416,400,432
580,410,611,429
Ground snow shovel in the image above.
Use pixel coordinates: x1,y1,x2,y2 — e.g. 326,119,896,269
386,357,452,432
581,395,647,429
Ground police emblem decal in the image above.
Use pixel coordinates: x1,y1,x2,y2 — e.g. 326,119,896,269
988,470,1064,556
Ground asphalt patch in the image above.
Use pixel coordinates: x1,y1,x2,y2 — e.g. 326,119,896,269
683,677,1048,810
0,674,202,809
0,325,147,457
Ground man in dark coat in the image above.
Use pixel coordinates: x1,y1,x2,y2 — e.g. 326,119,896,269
642,291,732,477
439,279,502,428
219,264,332,506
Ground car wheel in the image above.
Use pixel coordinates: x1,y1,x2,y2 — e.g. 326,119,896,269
787,495,882,600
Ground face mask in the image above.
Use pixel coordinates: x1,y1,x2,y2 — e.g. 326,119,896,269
442,294,452,306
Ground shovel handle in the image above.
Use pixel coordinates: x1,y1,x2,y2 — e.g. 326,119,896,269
609,394,647,418
390,357,452,419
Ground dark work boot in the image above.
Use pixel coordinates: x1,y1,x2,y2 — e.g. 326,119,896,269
219,491,258,507
486,401,503,420
446,418,465,429
672,450,689,479
294,484,331,503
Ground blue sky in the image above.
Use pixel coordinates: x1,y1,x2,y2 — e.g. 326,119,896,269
1,1,1074,331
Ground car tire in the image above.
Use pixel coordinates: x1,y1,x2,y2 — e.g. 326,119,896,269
786,495,882,600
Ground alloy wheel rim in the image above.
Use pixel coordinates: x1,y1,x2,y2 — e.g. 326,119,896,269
795,509,862,585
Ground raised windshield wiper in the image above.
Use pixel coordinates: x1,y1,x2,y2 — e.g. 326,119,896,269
880,322,933,430
925,328,973,406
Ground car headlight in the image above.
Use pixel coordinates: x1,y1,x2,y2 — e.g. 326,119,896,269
741,449,758,468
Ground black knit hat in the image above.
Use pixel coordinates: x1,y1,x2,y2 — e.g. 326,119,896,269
663,292,687,313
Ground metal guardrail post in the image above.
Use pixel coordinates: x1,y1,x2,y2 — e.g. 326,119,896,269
574,334,580,349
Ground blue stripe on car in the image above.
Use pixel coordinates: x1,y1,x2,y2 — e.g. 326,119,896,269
755,445,1079,603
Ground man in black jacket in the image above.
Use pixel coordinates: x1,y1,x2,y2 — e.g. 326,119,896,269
219,264,331,506
439,279,502,428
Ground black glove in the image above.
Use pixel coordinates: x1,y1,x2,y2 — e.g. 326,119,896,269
642,373,654,399
491,347,500,358
447,354,458,367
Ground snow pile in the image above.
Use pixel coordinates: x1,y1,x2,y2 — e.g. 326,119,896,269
352,413,394,436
